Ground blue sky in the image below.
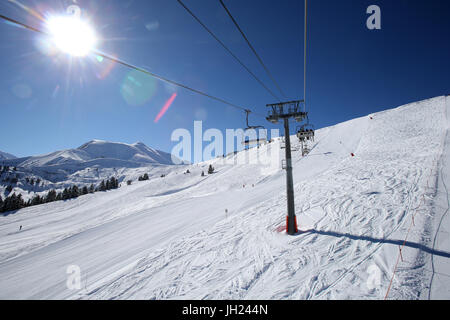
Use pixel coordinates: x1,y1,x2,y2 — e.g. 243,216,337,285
0,0,449,160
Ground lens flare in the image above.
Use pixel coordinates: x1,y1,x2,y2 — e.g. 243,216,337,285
121,70,157,106
154,93,177,123
94,54,116,80
46,16,97,56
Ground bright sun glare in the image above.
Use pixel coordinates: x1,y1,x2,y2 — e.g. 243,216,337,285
46,16,97,57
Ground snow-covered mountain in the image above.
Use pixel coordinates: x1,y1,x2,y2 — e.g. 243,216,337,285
12,139,176,169
0,140,180,192
0,96,449,300
0,151,16,160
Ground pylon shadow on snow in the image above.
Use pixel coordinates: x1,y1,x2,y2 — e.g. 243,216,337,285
305,152,333,157
296,229,450,259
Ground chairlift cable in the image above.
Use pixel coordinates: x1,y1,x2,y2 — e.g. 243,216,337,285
218,0,288,100
0,13,46,35
176,0,281,102
0,13,268,119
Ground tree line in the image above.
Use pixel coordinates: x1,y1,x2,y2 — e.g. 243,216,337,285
0,165,16,172
0,177,119,214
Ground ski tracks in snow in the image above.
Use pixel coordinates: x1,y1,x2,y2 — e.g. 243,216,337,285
427,95,450,299
81,97,447,300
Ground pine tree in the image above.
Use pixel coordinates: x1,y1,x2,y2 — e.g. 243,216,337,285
17,194,25,209
127,180,132,186
99,180,106,191
71,186,79,198
62,188,70,200
81,186,88,195
201,171,205,177
3,193,26,211
2,195,10,212
208,164,215,174
31,194,42,206
89,184,95,193
138,173,149,181
10,193,18,210
0,195,3,212
46,189,57,203
110,177,118,189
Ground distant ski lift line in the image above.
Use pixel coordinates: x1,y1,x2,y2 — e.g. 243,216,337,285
0,13,267,119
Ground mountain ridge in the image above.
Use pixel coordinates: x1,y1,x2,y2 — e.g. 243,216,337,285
2,140,177,169
0,151,16,160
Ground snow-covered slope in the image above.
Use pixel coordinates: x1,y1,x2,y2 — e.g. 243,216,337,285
0,96,449,300
0,151,16,160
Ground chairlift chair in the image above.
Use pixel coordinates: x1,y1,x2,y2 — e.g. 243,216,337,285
296,122,315,157
302,146,310,156
296,123,315,142
267,108,279,124
242,110,267,147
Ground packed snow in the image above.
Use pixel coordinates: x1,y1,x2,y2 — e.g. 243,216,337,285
0,96,449,300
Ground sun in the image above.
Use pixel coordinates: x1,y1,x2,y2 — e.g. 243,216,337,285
46,16,97,57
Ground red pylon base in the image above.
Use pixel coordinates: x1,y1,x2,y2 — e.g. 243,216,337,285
286,216,298,234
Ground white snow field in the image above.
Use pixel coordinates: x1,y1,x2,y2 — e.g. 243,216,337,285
1,96,449,300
